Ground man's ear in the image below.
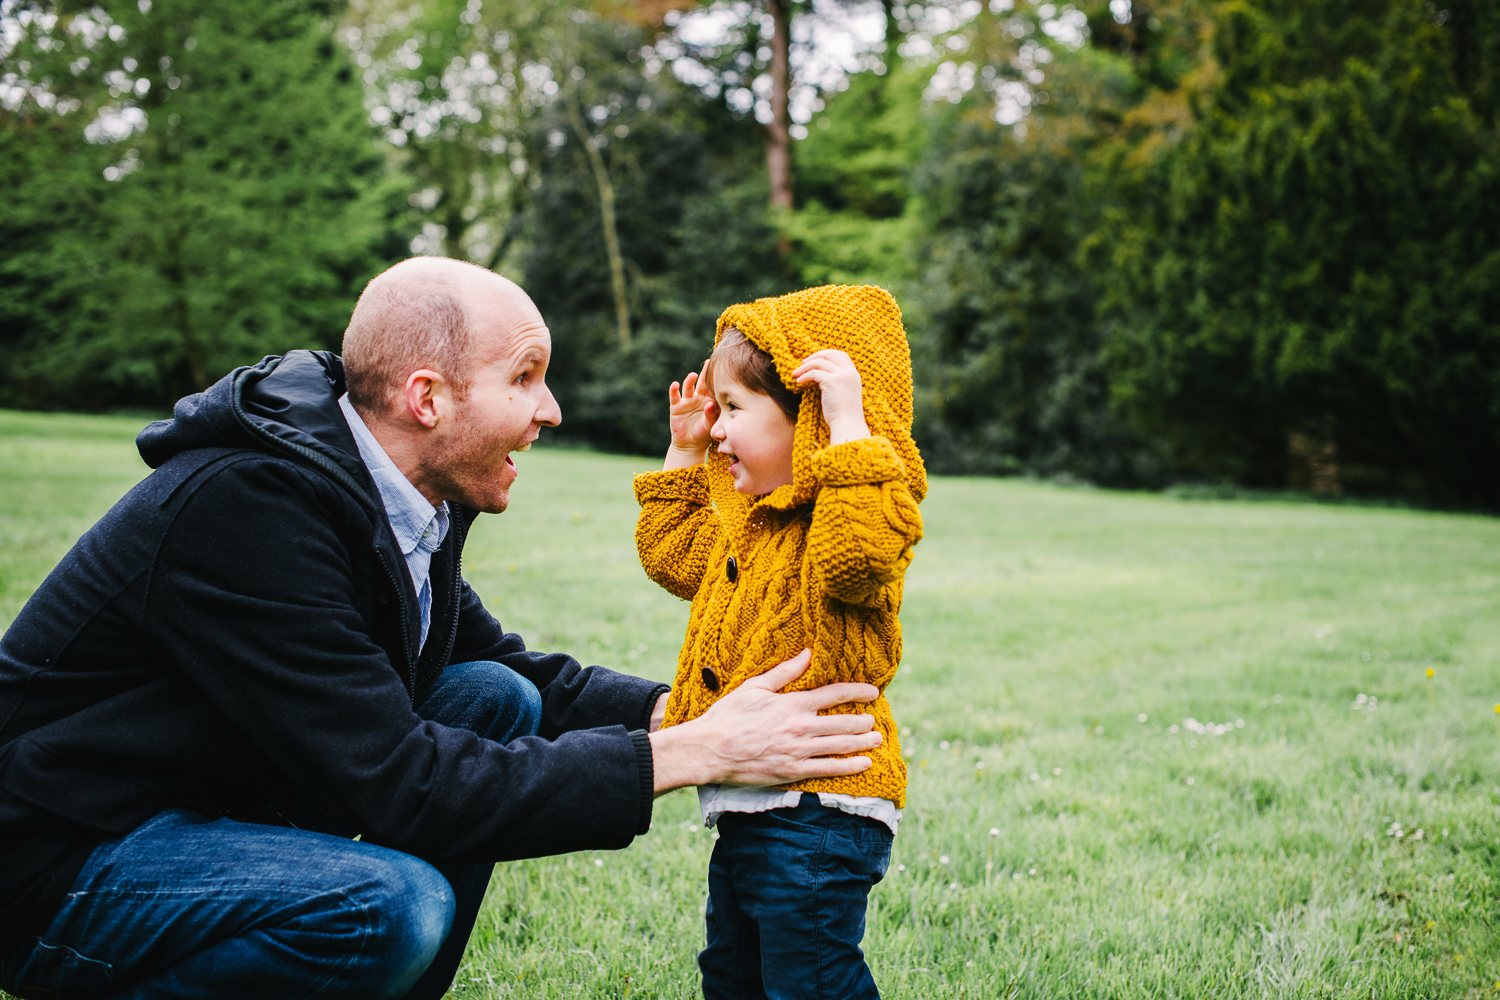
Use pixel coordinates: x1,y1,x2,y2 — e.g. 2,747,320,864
403,369,449,429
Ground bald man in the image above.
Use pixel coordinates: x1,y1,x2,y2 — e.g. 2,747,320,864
0,258,881,1000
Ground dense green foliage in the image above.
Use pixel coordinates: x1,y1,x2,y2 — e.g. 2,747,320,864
0,0,404,409
2,0,1498,502
6,416,1500,998
1098,0,1500,503
514,20,787,454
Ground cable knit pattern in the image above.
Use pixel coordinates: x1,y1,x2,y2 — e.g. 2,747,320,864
633,285,924,806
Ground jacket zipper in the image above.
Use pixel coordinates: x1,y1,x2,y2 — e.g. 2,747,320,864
434,514,466,673
373,542,419,701
406,510,468,701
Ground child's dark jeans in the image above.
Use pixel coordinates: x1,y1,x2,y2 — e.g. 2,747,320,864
701,795,894,1000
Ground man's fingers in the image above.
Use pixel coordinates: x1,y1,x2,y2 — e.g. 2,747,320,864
742,648,812,690
787,755,873,779
803,731,882,756
792,681,879,710
802,712,879,736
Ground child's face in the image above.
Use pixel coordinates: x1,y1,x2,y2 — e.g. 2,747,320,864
709,371,795,495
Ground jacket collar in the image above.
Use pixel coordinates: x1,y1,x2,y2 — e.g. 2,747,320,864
138,351,382,514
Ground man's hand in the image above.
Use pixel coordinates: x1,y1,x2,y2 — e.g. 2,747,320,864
648,649,881,794
649,691,668,733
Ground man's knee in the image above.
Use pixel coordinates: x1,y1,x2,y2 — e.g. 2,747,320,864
352,851,456,999
421,660,541,743
506,666,543,740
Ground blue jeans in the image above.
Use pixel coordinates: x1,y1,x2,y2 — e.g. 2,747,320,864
701,796,894,1000
0,660,542,1000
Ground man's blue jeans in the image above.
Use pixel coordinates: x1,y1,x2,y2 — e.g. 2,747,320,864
0,660,542,1000
700,795,894,1000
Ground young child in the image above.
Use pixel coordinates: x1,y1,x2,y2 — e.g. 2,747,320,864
633,284,925,999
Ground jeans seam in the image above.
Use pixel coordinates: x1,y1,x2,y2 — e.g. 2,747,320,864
10,937,119,996
810,826,830,1000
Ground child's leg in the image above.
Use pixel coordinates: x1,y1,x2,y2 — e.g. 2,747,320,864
701,836,767,999
702,797,893,1000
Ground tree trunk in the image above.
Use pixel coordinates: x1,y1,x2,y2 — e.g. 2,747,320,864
565,84,631,348
1287,421,1342,495
881,0,901,71
765,0,793,212
436,144,477,261
163,230,207,391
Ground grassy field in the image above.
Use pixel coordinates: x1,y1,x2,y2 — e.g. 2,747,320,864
3,409,1500,998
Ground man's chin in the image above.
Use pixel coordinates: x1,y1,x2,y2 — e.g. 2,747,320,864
473,483,512,514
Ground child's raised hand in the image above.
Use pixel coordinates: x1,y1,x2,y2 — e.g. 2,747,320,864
793,349,870,445
667,370,716,459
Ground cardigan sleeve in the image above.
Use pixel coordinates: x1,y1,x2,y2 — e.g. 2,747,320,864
633,464,721,601
805,436,924,607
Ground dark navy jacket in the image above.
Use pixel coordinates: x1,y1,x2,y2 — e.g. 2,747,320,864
0,351,665,953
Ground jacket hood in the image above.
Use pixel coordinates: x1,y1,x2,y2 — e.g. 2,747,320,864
708,284,926,523
136,350,379,511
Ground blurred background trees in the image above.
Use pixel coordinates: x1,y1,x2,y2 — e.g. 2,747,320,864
2,0,1496,506
0,0,404,409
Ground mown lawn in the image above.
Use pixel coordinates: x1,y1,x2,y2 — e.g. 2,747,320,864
3,410,1499,999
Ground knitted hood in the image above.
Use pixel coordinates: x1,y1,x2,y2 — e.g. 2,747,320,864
707,284,927,521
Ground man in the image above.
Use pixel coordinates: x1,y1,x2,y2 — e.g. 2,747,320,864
0,257,881,1000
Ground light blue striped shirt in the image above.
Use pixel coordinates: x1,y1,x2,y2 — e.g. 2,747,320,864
339,394,450,652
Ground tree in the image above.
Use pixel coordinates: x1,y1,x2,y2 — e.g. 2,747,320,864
896,0,1195,484
1097,0,1500,504
764,0,792,212
0,0,404,409
516,12,785,454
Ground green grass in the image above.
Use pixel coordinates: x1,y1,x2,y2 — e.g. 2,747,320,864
3,409,1500,998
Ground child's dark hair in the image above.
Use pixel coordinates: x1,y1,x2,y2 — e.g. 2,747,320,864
705,327,800,421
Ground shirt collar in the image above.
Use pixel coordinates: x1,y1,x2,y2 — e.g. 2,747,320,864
338,394,449,557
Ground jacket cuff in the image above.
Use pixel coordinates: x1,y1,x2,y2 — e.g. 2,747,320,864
633,464,710,506
629,729,655,834
638,682,671,731
811,436,904,487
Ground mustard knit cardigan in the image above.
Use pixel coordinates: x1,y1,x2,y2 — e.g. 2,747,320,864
633,285,925,806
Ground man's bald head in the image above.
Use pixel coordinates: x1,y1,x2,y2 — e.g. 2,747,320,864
342,256,526,414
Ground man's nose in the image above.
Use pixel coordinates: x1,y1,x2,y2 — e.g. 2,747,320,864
537,384,562,427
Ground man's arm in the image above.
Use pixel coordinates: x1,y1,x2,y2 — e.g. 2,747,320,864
148,459,656,863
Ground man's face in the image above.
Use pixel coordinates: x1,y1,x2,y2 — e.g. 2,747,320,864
424,285,561,513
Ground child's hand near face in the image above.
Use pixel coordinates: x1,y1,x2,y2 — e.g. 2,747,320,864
664,370,718,470
793,350,870,445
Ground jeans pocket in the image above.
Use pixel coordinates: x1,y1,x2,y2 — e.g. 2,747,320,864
3,937,118,1000
828,821,893,884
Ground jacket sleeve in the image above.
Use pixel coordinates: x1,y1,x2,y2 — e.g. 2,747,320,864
633,464,720,600
806,436,924,607
148,458,656,865
448,580,669,738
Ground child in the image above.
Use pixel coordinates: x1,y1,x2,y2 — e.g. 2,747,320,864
633,285,925,999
